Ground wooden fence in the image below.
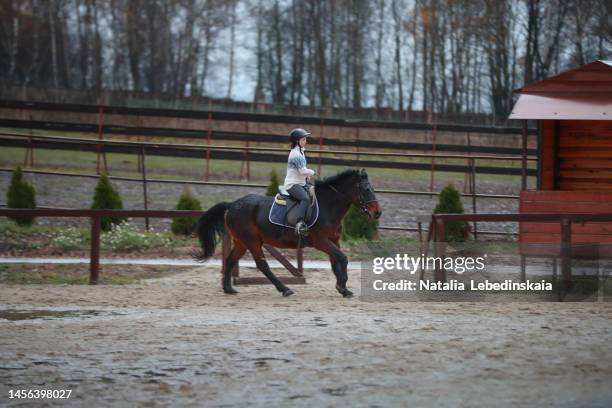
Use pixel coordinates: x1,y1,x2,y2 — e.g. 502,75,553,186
428,213,612,285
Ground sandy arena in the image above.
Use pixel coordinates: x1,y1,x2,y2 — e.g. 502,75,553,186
1,266,611,407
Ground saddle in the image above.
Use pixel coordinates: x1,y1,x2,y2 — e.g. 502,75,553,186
269,185,318,229
274,184,316,206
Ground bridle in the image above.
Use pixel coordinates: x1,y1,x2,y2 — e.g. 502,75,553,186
328,179,379,214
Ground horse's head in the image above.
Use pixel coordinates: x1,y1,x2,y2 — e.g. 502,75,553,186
318,169,382,220
353,169,382,220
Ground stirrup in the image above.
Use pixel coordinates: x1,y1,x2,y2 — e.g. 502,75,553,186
295,221,309,237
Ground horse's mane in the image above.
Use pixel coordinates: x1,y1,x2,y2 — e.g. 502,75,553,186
315,169,359,188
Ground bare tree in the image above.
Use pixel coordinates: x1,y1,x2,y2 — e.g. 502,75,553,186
374,0,386,108
311,0,327,106
391,0,404,112
126,0,144,91
48,0,60,88
0,0,21,80
406,0,418,112
226,0,237,99
1,0,609,120
253,0,265,102
481,0,518,117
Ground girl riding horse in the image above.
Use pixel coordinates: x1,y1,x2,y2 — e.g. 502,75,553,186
196,163,381,298
280,128,315,237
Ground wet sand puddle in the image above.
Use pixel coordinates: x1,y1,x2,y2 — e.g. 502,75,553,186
0,309,125,321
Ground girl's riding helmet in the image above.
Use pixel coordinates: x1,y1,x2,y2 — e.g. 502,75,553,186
289,128,310,143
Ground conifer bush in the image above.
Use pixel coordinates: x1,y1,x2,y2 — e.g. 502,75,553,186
171,188,202,235
91,174,126,231
433,183,469,243
342,204,378,241
6,166,36,226
266,169,280,196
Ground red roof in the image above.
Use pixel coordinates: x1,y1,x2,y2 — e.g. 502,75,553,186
510,60,612,120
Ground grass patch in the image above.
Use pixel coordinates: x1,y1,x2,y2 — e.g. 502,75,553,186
0,221,193,253
0,222,59,251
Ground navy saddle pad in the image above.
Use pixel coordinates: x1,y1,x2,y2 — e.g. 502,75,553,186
269,195,319,229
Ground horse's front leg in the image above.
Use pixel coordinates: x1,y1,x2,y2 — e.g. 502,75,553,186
314,238,352,298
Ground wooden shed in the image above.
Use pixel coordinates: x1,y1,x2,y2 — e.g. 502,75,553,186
510,60,612,252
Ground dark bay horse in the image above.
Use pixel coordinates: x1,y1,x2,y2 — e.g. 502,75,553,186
195,169,381,297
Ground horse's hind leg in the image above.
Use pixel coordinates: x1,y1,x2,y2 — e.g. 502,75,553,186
248,243,294,297
223,240,246,294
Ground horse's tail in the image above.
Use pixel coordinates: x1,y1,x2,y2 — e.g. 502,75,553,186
194,202,232,262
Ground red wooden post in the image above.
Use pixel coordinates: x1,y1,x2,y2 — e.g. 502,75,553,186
137,134,143,173
140,147,150,230
245,122,250,181
464,132,471,193
90,216,101,285
419,219,434,282
136,115,143,173
434,216,447,282
430,124,437,194
418,221,423,254
560,218,572,287
24,136,34,167
318,120,324,175
355,127,360,165
28,114,35,167
521,120,528,191
96,106,108,175
96,107,102,175
205,112,212,181
471,158,478,240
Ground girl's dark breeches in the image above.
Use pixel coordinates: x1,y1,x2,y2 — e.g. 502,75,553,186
288,184,309,222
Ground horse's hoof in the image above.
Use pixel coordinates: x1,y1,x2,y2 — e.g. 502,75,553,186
336,285,353,298
223,288,238,295
282,289,295,297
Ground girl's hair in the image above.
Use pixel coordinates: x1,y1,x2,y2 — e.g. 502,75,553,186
290,141,299,149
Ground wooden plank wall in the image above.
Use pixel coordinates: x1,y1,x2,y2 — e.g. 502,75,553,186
520,191,612,244
539,120,557,189
557,120,612,191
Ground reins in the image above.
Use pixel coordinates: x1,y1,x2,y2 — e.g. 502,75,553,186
326,180,378,213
